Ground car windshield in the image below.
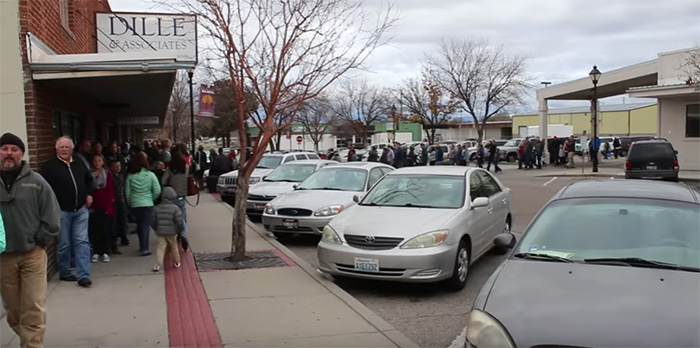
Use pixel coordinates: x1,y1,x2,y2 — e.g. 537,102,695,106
503,139,520,147
265,164,317,182
629,143,675,160
360,175,465,208
257,156,283,169
515,198,700,269
298,168,367,191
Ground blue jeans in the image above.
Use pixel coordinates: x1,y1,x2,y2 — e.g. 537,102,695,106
58,207,91,280
132,207,154,253
173,196,188,238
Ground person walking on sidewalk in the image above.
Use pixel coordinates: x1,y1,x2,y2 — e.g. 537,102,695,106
126,152,161,256
161,148,189,240
109,158,129,249
41,136,94,288
0,132,61,347
89,154,116,263
151,187,184,272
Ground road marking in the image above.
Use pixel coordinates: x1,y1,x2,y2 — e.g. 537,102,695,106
543,177,558,186
447,327,467,348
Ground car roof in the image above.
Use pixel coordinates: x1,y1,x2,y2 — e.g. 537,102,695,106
281,159,335,165
263,151,317,157
317,162,393,170
388,166,480,176
555,180,699,204
630,139,671,146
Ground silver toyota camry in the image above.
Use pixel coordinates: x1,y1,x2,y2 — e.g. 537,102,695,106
246,160,337,220
262,162,395,240
317,166,513,290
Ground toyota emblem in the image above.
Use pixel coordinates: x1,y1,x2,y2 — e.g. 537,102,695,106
290,209,298,215
365,235,376,243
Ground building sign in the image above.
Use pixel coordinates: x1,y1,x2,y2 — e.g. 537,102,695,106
95,12,198,63
199,84,216,117
117,116,160,126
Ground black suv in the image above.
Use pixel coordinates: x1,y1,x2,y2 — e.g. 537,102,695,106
618,135,655,156
625,140,679,182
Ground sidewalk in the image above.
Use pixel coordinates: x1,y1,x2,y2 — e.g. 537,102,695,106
1,193,418,348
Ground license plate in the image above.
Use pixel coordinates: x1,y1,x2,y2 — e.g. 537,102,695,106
354,257,379,272
254,203,267,209
282,219,298,229
646,165,657,170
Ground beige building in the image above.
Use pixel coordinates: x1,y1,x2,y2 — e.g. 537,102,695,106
536,47,700,171
512,102,657,137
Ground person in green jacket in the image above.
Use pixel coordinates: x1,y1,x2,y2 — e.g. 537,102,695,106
126,152,161,256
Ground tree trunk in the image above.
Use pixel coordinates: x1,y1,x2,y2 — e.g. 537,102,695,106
231,175,249,261
313,141,319,152
476,126,484,144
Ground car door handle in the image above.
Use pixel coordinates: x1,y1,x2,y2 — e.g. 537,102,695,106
487,207,493,214
502,199,507,204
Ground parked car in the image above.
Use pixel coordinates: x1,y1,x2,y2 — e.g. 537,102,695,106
618,135,655,156
466,180,700,348
317,166,513,290
625,140,679,182
262,162,394,241
217,151,320,206
499,138,528,162
246,159,337,221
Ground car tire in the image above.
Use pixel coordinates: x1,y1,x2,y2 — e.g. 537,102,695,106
507,153,517,163
446,240,470,291
222,195,236,207
273,232,292,243
247,215,262,223
493,219,513,255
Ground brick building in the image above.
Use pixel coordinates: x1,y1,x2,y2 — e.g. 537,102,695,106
1,0,197,278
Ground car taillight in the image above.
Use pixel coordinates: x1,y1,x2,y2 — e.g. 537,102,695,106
674,160,679,170
626,143,631,148
625,161,631,170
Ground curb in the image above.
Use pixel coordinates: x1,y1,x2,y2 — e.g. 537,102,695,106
245,219,421,348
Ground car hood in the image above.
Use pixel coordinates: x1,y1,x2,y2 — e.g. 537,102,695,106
330,205,457,239
248,181,297,197
220,168,274,178
269,189,358,211
483,260,700,348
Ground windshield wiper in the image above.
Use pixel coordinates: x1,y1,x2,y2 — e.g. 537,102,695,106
359,202,378,206
257,166,270,169
583,257,699,272
266,179,296,182
402,203,435,208
513,252,575,263
309,187,344,191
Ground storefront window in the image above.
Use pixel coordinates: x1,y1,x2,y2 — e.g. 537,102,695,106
687,104,700,138
52,110,82,142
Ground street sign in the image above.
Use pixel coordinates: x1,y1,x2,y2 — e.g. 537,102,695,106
296,136,303,143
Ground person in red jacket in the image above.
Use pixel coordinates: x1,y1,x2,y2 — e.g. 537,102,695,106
89,154,116,263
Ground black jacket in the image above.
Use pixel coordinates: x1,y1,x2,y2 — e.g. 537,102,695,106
40,156,94,212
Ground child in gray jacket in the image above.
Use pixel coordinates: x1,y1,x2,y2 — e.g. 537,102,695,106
152,187,184,272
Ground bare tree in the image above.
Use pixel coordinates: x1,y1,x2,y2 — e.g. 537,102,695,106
333,79,390,145
396,69,460,144
172,0,396,261
298,95,336,152
681,46,700,87
161,71,191,142
425,39,530,142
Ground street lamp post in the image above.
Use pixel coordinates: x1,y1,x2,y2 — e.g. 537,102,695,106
188,68,196,155
589,65,602,173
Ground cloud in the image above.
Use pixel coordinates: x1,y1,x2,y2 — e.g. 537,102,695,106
114,0,699,109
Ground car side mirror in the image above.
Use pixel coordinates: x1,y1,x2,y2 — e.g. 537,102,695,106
293,184,299,190
262,176,268,181
493,233,516,249
674,150,678,154
353,194,362,203
471,197,489,209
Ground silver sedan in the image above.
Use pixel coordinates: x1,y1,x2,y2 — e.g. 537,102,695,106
317,166,513,290
262,162,394,240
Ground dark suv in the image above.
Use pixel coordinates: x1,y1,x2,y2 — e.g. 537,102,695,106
625,140,679,182
618,135,655,156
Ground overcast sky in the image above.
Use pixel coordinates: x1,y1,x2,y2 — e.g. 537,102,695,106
115,0,699,111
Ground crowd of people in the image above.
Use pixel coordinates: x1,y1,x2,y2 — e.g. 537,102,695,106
0,132,195,347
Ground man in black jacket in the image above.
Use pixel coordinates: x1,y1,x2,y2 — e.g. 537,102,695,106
40,136,94,288
0,133,61,348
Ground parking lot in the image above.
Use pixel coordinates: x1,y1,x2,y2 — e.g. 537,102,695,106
251,167,604,348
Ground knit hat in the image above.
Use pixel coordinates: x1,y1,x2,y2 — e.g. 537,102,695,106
0,133,25,153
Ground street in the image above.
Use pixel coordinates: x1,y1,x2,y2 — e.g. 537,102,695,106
252,166,603,348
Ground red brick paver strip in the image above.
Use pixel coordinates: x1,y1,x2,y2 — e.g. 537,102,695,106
165,250,223,348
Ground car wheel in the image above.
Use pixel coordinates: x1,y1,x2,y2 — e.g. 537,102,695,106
446,240,470,291
247,215,262,223
493,219,512,255
507,153,517,163
222,196,236,207
273,232,292,243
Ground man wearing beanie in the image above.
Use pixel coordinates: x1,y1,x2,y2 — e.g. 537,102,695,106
0,132,61,348
40,136,94,288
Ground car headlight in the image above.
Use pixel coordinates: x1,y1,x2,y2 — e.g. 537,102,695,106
321,225,342,244
218,177,224,185
264,204,276,215
465,310,515,348
400,230,449,249
314,205,344,217
249,177,261,184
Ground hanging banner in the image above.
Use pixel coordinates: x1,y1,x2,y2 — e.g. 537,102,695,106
198,84,216,117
